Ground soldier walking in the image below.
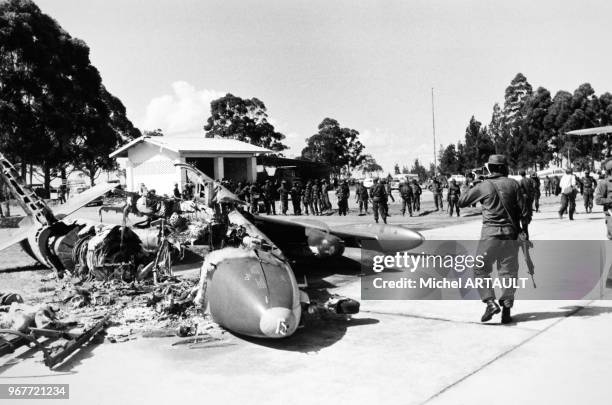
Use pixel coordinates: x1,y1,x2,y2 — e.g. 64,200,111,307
410,179,421,212
399,179,413,216
458,154,530,324
385,180,395,203
370,178,388,224
582,170,597,213
447,179,461,217
558,169,578,220
356,180,369,215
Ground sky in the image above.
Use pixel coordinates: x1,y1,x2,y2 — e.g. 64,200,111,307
35,0,612,173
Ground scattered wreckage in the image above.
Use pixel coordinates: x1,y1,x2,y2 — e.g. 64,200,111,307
0,152,424,367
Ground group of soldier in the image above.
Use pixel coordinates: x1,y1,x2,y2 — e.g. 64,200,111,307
229,178,351,217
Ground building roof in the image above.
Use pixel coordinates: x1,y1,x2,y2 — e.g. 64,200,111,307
110,135,272,158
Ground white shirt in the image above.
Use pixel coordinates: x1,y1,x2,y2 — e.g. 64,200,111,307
559,174,576,190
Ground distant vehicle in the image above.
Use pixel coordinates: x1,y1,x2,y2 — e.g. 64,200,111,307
537,167,566,179
448,174,466,184
363,178,374,188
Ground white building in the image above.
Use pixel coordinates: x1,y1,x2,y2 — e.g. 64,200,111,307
109,134,271,195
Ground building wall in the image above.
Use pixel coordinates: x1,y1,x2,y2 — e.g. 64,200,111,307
123,142,259,194
127,143,180,195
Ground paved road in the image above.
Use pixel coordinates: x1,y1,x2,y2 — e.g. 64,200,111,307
0,192,608,405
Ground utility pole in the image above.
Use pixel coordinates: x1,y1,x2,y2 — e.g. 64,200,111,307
431,87,437,174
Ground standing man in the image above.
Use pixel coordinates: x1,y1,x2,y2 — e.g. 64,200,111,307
277,180,290,215
410,179,422,212
173,183,182,199
385,179,395,203
312,180,321,215
582,170,597,214
447,179,461,217
302,180,313,215
543,175,551,197
429,178,444,211
552,175,561,196
399,179,413,216
336,182,348,216
249,182,260,214
458,154,529,324
321,179,331,213
530,172,541,213
558,168,578,220
356,180,369,215
595,159,612,238
262,179,276,215
369,177,388,224
518,170,534,238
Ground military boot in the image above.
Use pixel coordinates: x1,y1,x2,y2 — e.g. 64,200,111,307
480,299,500,322
499,300,513,324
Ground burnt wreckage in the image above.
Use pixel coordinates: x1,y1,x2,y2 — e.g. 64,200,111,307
0,153,424,339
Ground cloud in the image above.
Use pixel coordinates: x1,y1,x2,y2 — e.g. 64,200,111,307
359,128,435,174
140,81,225,134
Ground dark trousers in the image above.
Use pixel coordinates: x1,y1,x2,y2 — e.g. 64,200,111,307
292,197,301,215
584,189,594,212
475,235,520,307
358,199,368,213
265,199,276,215
413,195,421,211
448,198,460,216
401,197,412,216
559,192,576,219
313,198,320,215
372,199,388,223
434,193,443,210
303,199,312,215
280,198,288,214
338,198,348,215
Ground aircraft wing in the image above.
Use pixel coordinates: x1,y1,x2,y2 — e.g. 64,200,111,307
53,182,119,218
252,215,424,252
0,217,35,252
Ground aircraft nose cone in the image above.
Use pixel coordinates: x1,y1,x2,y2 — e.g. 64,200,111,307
259,307,297,338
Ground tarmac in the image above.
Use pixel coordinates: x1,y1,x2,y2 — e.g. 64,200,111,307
1,194,611,405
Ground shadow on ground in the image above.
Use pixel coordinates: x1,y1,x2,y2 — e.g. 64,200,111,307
512,305,612,323
242,316,379,353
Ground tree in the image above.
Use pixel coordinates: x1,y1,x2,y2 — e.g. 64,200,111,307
462,116,495,168
204,93,287,151
0,0,139,189
356,154,382,174
409,158,427,181
439,144,458,174
301,118,365,176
